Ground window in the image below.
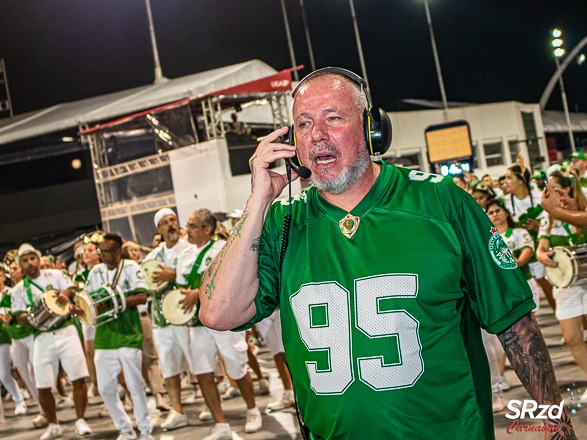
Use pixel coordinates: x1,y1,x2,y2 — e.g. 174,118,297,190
483,141,504,167
509,139,520,164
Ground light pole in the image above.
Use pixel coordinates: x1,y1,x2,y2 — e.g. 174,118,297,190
551,28,576,152
423,0,449,122
348,0,370,91
280,0,299,81
145,0,166,84
299,0,316,71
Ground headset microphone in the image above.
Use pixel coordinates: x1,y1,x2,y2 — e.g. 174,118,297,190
285,157,312,179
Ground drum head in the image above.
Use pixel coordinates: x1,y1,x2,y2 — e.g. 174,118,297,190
141,260,169,291
43,290,70,316
161,289,195,325
546,247,574,288
74,292,96,327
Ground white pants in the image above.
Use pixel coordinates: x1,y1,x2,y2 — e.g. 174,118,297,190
189,327,248,379
33,325,89,389
153,325,192,379
95,348,150,437
255,310,285,356
481,330,505,396
0,343,23,404
12,335,38,400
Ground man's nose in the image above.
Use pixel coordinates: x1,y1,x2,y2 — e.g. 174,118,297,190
310,121,329,142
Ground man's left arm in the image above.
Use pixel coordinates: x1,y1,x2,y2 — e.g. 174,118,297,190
498,313,576,439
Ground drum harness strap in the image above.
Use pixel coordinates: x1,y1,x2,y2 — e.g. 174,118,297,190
24,278,44,307
109,260,124,291
185,240,215,290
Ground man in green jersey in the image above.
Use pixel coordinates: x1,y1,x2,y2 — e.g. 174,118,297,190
83,233,152,440
199,68,575,439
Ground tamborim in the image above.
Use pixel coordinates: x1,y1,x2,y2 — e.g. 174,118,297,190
545,245,587,288
27,289,70,331
141,260,168,292
74,286,127,328
160,288,197,326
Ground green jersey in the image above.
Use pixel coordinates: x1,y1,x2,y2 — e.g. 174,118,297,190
240,162,535,440
85,260,147,350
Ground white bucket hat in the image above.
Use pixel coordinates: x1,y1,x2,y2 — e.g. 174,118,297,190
16,243,42,265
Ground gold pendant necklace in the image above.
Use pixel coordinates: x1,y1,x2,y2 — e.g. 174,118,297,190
339,213,360,239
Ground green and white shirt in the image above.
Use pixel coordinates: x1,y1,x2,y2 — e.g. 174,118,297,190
11,269,75,334
176,239,225,327
238,162,535,440
0,287,12,345
85,259,147,350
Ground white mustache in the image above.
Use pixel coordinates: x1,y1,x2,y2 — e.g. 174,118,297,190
309,143,340,161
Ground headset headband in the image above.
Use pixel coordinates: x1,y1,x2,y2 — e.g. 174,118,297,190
292,67,373,109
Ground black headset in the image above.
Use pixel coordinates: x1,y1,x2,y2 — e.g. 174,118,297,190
287,67,393,171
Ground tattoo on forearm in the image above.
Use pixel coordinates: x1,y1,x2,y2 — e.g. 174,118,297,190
498,313,576,439
250,237,261,252
233,213,248,238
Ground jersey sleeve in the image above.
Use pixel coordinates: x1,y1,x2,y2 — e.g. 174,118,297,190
11,285,28,314
127,261,147,292
451,195,536,334
54,269,75,290
515,228,535,252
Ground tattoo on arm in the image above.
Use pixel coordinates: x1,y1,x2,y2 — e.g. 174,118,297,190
498,313,576,439
250,237,261,252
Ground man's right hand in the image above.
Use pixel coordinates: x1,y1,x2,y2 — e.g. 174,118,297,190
248,126,300,205
537,249,558,268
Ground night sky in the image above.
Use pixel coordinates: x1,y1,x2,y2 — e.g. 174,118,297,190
0,0,586,117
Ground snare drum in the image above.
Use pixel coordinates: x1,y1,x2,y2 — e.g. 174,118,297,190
545,245,587,288
160,288,197,326
74,286,127,328
141,260,169,291
27,289,70,331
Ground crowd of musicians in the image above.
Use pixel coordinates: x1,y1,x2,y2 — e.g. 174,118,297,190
0,207,294,440
458,152,587,414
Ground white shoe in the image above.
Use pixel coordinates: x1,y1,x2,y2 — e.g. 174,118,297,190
499,376,510,391
184,389,201,404
32,414,49,428
245,407,262,433
493,395,506,413
40,423,62,440
55,395,74,409
74,418,92,436
22,389,32,400
222,386,240,400
115,432,137,440
258,378,270,395
217,381,229,395
14,401,27,415
199,409,213,422
267,392,295,412
203,423,233,440
161,409,188,431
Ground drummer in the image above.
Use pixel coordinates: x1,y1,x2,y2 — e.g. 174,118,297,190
10,243,92,440
142,208,191,431
81,233,153,440
178,209,263,439
537,170,587,388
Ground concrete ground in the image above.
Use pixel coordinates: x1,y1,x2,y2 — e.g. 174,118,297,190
1,298,586,439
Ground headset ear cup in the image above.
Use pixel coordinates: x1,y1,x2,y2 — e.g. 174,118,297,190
368,108,393,156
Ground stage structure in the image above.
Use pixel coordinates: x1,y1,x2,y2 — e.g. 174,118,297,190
80,68,299,245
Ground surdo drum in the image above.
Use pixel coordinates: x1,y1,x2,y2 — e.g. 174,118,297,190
74,286,127,328
545,245,587,288
27,289,70,331
160,288,197,326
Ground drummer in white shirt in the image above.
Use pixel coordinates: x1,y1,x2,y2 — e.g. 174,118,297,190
142,208,192,430
11,243,92,440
